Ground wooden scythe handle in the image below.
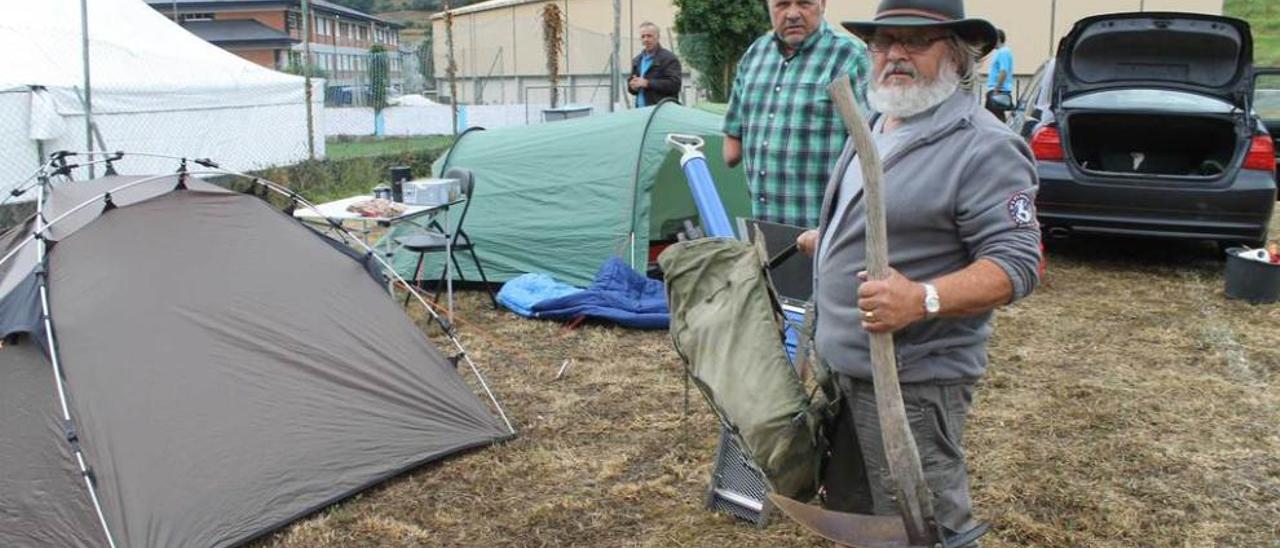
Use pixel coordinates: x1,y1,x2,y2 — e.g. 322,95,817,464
826,75,939,546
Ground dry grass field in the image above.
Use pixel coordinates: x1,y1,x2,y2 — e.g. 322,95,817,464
257,212,1280,547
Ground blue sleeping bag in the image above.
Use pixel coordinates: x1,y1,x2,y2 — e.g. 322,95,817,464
495,273,582,318
529,257,669,329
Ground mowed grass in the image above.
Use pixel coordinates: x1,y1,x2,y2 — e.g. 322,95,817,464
1228,0,1280,66
326,136,455,161
260,6,1280,544
254,209,1280,547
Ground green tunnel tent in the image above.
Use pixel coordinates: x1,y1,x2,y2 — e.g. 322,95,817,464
389,102,752,287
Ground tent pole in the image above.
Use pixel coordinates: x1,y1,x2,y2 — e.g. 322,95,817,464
79,0,94,179
33,170,118,548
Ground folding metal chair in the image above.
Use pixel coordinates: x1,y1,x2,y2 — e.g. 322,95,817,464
398,167,498,308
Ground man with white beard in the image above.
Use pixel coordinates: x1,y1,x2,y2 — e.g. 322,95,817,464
795,0,1042,536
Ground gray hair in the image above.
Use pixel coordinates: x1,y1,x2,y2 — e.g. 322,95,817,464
639,21,660,37
945,35,988,93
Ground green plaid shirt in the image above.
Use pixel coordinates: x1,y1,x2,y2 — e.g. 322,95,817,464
724,23,871,228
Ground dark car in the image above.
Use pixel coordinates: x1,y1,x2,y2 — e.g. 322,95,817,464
1008,12,1278,249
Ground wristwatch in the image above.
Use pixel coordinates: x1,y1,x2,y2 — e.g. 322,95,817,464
922,282,941,319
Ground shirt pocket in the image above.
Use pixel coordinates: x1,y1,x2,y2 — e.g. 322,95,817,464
787,82,840,134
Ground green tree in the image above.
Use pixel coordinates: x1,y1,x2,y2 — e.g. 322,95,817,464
673,0,770,102
369,44,390,112
541,3,565,108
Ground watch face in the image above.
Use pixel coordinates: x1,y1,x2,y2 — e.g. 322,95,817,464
924,285,940,313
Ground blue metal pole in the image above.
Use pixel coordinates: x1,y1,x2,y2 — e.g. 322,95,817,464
666,134,735,238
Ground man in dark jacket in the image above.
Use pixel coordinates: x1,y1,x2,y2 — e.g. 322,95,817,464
628,22,682,107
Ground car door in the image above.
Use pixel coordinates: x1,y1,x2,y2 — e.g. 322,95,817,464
1253,67,1280,181
1009,61,1051,140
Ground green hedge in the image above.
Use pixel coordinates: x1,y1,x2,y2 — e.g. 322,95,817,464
246,141,454,203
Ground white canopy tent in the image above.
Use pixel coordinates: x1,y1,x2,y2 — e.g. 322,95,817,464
0,0,324,195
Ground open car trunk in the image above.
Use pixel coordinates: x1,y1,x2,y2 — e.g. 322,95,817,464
1064,112,1241,177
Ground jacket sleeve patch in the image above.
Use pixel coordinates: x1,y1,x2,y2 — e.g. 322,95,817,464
1007,191,1036,228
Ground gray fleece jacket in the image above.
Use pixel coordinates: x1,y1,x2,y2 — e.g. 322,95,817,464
814,90,1041,383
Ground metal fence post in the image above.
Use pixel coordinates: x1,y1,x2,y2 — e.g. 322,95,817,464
302,0,315,160
80,0,95,177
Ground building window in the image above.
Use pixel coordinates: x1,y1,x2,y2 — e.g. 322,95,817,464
286,12,299,33
180,13,214,22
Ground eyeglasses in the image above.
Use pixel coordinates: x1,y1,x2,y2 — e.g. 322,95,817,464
866,34,950,54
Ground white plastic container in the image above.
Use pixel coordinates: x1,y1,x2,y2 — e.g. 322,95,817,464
400,178,460,206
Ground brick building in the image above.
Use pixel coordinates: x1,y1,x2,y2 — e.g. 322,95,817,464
149,0,404,89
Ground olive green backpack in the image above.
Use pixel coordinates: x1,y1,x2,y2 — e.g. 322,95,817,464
659,234,838,501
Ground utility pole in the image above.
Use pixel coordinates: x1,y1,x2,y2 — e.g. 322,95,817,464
1048,0,1057,61
80,0,94,178
302,0,315,160
610,0,620,112
334,14,343,102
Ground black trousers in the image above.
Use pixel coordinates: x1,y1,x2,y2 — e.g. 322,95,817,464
821,374,979,534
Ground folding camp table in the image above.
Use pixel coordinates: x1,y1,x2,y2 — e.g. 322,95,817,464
293,194,465,317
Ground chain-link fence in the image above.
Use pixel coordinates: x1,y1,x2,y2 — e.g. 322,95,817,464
312,46,427,108
430,12,696,113
323,6,705,139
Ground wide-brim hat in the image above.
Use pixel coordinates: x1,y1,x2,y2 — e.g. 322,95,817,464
843,0,999,57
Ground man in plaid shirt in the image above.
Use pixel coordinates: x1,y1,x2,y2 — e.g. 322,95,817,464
724,0,871,229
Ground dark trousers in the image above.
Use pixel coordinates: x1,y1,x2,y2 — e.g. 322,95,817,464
821,374,978,534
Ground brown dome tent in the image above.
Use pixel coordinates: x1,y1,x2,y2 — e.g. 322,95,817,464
0,160,513,547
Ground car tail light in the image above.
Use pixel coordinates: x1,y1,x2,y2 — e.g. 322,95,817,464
1243,135,1275,172
1031,126,1064,162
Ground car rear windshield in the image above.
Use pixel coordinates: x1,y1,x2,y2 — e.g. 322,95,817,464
1063,89,1236,114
